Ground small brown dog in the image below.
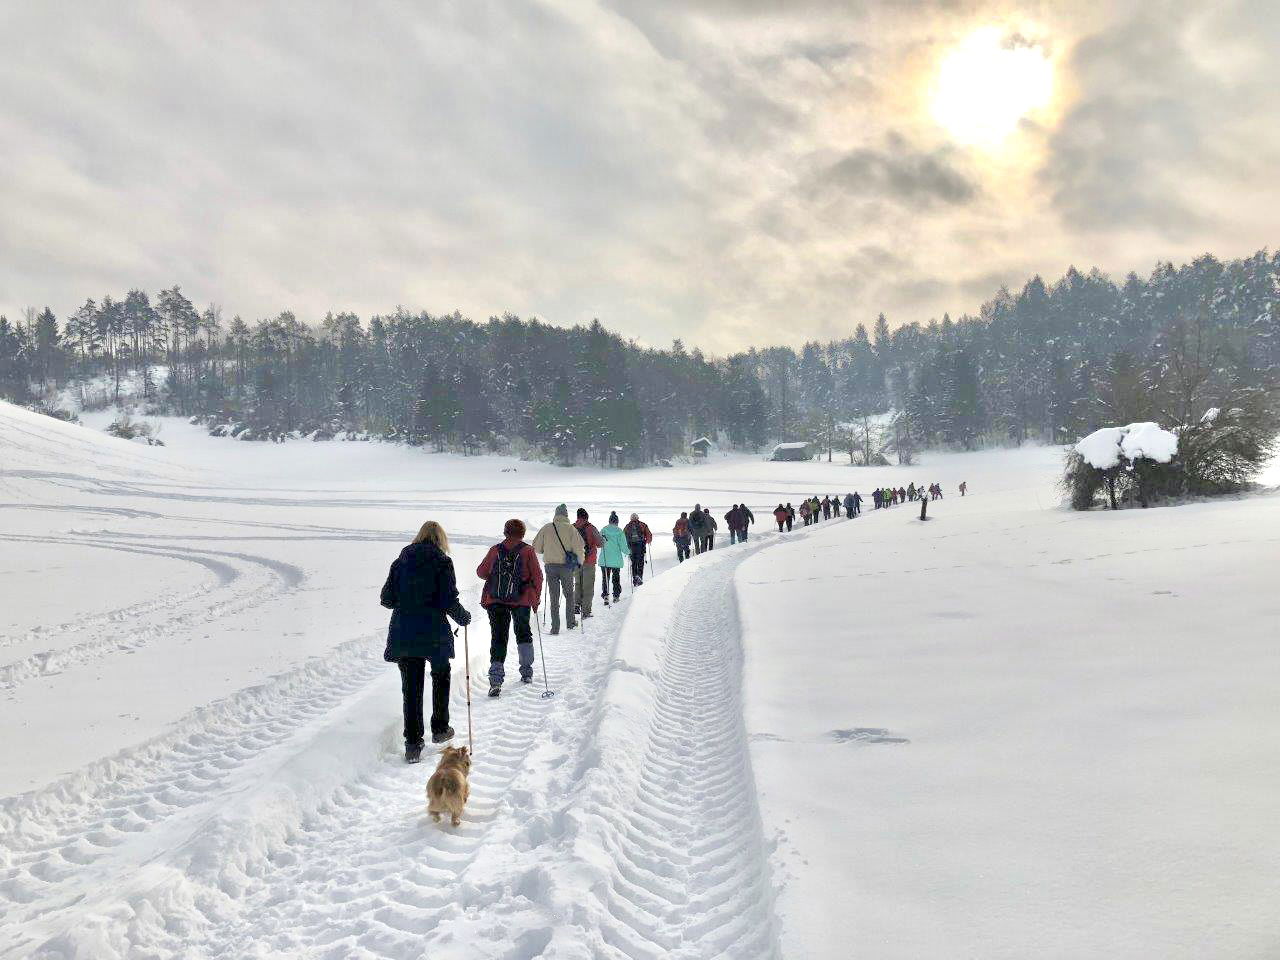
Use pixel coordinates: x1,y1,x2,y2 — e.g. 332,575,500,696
426,745,471,826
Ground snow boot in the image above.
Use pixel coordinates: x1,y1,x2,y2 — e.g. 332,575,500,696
431,727,455,744
520,675,532,684
405,741,424,764
488,684,501,698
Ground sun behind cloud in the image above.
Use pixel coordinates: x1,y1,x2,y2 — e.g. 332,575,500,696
930,26,1054,148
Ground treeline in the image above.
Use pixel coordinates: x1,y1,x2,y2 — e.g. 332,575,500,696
1,248,1277,464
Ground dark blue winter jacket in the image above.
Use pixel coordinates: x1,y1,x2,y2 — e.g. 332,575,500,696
380,542,470,662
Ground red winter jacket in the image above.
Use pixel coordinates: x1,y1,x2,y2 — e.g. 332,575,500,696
476,539,543,609
773,507,788,523
574,520,603,565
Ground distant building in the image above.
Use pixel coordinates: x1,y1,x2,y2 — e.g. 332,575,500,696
690,436,714,458
770,441,811,461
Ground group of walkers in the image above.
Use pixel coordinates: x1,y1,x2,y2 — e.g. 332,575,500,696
380,505,664,761
770,491,863,531
381,478,971,763
670,503,757,560
872,481,955,509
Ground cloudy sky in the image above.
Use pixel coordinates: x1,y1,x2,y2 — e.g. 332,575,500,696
1,1,1276,352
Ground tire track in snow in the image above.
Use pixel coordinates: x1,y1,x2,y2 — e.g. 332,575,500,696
1,532,791,958
0,631,388,956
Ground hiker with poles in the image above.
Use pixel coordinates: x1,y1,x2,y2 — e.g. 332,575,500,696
599,511,625,605
380,520,473,764
773,503,788,532
624,513,652,586
532,504,584,635
476,518,543,699
572,508,602,620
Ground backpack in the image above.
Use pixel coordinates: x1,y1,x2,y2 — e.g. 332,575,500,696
552,524,581,570
489,543,526,603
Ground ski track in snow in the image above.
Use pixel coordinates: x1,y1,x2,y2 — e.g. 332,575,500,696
0,535,787,959
0,533,304,689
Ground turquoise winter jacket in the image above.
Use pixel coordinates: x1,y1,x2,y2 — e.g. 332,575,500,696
599,523,627,568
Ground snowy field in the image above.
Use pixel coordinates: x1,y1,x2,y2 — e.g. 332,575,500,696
2,400,1278,958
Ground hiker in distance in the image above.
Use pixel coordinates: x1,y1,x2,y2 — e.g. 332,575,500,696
476,519,543,698
572,508,602,620
532,504,585,634
701,506,718,550
599,511,626,605
773,503,788,532
688,504,708,555
727,503,755,543
624,512,653,586
381,520,472,764
673,511,693,562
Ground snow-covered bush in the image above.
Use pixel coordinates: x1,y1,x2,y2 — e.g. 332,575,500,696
105,414,164,445
1066,422,1178,509
1172,396,1279,494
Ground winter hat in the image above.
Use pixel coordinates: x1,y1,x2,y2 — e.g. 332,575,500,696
577,507,588,520
554,504,568,518
630,513,639,521
608,511,619,524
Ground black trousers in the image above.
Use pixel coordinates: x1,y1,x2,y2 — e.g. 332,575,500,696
675,539,691,562
398,657,450,744
630,545,646,584
600,566,622,599
488,605,532,658
785,517,793,531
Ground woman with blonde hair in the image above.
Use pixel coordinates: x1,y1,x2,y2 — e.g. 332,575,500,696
380,520,472,763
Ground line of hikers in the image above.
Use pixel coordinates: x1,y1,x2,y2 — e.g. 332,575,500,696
770,492,863,530
871,481,955,509
381,481,970,762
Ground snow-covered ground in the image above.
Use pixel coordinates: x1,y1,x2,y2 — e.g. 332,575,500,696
1,401,1277,958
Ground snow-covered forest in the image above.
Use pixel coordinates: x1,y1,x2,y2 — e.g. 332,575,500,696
3,249,1277,463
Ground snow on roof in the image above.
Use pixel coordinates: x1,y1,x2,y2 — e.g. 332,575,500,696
691,436,713,446
1075,422,1178,469
772,442,810,451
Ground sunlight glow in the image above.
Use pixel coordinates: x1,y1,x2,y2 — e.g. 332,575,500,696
930,27,1053,148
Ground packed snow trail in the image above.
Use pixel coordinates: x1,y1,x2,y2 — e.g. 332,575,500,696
0,525,797,958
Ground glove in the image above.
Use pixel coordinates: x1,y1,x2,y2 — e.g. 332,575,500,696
453,606,472,627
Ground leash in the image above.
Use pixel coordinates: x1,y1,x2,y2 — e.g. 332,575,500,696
463,625,474,755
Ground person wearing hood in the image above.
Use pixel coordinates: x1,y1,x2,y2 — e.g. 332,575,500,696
380,520,472,763
599,511,626,604
623,513,652,586
532,504,585,634
702,507,718,550
476,518,543,697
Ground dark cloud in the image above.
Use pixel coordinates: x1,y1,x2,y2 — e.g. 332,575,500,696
814,136,978,207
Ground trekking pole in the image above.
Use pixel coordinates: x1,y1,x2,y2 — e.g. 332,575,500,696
463,626,473,755
541,580,547,627
533,612,555,699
